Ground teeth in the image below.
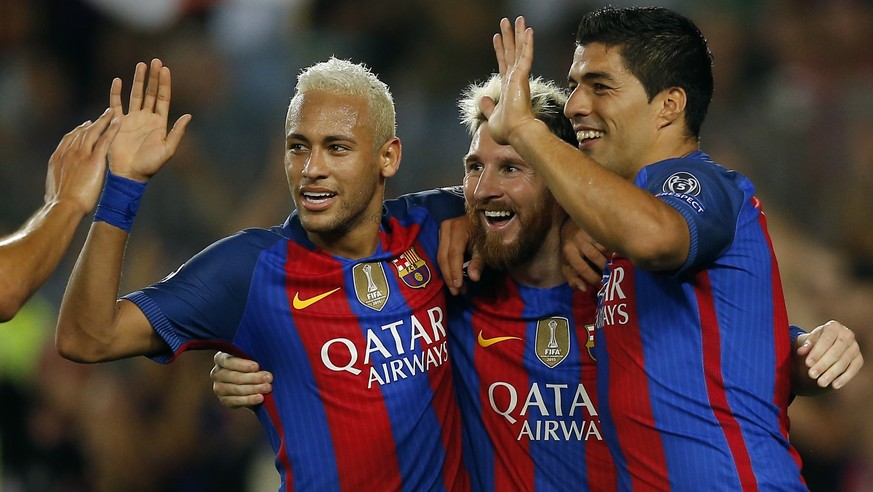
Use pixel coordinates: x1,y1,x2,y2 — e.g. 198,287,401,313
303,192,334,202
576,130,604,141
484,210,513,218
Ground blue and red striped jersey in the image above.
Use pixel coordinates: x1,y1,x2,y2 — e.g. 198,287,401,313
595,151,805,490
449,273,618,491
124,189,470,492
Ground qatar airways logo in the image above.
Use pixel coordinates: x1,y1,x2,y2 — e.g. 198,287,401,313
320,306,449,388
596,265,629,328
488,382,602,441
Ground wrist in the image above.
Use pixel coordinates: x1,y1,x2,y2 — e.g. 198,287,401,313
93,172,148,232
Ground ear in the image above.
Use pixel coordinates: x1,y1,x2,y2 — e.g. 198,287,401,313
656,87,687,130
379,137,402,178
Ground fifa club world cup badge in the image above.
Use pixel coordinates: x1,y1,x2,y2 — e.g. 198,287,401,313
392,247,431,289
353,262,390,311
535,317,570,368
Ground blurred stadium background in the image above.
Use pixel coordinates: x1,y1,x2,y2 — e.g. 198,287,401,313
1,0,872,490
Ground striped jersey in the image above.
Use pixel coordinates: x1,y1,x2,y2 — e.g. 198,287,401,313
595,151,805,490
449,273,618,491
124,189,470,492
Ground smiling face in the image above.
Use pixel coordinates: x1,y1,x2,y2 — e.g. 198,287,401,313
564,42,666,179
285,90,399,257
463,124,563,272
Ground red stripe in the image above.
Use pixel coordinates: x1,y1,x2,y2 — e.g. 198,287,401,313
285,241,402,490
263,394,295,490
753,199,805,478
572,289,618,490
406,233,470,491
694,270,757,490
603,261,670,489
472,279,536,489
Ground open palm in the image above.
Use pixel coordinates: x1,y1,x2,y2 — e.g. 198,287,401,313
108,58,191,182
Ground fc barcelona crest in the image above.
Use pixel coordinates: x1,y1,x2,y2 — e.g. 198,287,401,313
392,247,431,289
353,262,389,311
535,317,570,368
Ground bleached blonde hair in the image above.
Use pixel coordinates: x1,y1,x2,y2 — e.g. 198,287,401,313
458,74,575,146
288,57,396,147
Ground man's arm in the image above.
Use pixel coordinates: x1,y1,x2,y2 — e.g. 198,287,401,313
0,111,118,321
210,320,866,408
482,17,690,271
792,320,863,396
56,58,190,362
437,215,606,295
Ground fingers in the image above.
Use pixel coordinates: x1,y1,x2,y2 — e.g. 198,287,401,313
79,108,114,150
513,16,527,63
562,263,587,292
479,95,497,120
213,351,261,373
115,59,172,116
141,58,163,113
210,352,273,409
213,381,272,409
467,249,483,283
500,18,515,70
164,113,193,158
55,119,92,155
493,33,506,76
437,217,471,295
803,321,864,389
128,61,148,112
155,65,172,118
831,353,864,389
109,77,123,117
804,321,851,368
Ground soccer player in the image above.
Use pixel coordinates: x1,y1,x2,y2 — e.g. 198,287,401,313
55,57,470,490
481,6,833,489
0,109,118,322
210,75,863,490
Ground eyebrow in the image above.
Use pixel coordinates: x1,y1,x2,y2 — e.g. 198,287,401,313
285,133,357,144
568,70,618,85
463,152,527,168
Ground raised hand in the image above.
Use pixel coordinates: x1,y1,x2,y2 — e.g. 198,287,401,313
480,16,537,146
46,108,120,214
108,58,191,182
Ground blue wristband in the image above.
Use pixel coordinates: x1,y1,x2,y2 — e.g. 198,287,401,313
94,173,147,232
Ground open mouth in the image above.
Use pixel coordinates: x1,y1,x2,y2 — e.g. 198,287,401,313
302,191,336,204
576,129,604,145
484,210,516,227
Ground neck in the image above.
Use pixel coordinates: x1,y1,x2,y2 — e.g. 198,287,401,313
308,210,383,260
507,225,565,288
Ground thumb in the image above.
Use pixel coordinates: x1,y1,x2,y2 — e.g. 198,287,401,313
479,96,496,120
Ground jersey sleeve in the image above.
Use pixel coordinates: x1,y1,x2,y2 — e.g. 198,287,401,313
123,228,279,363
789,324,806,344
391,187,466,224
638,159,747,274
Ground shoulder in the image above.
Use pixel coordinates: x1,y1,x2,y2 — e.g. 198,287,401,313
386,187,466,224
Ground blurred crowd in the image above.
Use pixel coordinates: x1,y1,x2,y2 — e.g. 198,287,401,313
1,0,872,490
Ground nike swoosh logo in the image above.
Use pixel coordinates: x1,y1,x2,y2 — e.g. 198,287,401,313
477,330,522,348
292,287,342,310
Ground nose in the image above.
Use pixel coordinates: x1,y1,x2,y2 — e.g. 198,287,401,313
301,149,328,179
564,86,591,121
470,166,501,203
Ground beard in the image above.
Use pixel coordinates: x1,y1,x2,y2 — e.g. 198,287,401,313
467,192,558,273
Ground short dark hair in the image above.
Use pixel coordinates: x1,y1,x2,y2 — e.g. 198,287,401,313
576,6,714,139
